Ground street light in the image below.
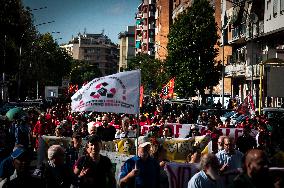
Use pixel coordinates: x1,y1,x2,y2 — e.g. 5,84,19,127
216,24,226,108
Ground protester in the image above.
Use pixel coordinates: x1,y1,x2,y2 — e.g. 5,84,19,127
96,115,116,141
229,149,273,188
201,120,223,153
41,144,75,188
236,126,256,154
0,146,40,187
119,137,160,188
0,146,26,181
66,132,83,168
186,146,201,164
10,114,31,150
216,136,243,183
217,135,226,153
73,135,116,188
151,144,169,188
187,153,224,188
161,125,173,139
186,125,201,138
55,124,64,137
115,116,136,139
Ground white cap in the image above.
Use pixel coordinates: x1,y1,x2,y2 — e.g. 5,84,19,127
137,136,151,148
139,142,151,148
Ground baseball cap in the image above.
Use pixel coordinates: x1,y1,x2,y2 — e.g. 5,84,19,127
11,147,25,159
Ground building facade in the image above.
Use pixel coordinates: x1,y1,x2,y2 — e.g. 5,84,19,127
118,26,135,72
61,33,118,76
135,0,156,56
222,0,284,107
155,0,172,60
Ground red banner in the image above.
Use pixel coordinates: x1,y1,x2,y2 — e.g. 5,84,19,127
140,85,144,108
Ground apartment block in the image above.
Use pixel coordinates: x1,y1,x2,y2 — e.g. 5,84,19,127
118,26,135,72
135,0,156,56
222,0,284,107
155,0,172,60
61,33,118,76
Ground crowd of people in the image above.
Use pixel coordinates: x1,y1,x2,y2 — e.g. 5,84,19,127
0,96,283,187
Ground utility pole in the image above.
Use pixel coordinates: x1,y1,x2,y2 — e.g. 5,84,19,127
221,28,225,108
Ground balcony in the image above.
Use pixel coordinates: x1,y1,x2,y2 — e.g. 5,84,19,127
143,38,148,44
149,11,155,17
225,63,246,77
143,25,148,30
229,24,246,44
143,12,148,18
148,37,154,43
148,23,155,29
245,64,261,78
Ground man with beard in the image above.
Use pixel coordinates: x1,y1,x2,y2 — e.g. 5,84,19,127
119,136,160,188
229,149,273,188
187,153,225,188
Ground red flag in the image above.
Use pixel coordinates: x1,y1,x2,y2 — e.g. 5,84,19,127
140,85,144,107
160,78,175,99
236,93,255,115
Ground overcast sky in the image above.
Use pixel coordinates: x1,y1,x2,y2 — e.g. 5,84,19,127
23,0,140,44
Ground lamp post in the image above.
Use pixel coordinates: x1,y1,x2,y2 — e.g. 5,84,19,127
216,22,226,108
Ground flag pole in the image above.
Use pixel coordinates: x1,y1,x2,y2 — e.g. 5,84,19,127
136,69,141,156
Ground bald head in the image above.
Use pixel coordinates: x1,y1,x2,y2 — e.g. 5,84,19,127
245,149,268,178
245,149,266,166
200,153,220,170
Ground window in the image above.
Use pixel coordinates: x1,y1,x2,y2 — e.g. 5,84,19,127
273,0,278,17
267,0,272,20
281,0,284,14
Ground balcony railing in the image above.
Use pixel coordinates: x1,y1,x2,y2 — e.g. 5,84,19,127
225,63,246,77
229,24,246,43
245,64,261,78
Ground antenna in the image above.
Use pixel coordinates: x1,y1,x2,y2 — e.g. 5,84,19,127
84,27,87,35
101,29,105,35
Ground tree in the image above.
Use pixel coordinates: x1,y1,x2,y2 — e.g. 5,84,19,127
0,0,38,99
127,54,168,94
70,60,102,86
166,0,221,99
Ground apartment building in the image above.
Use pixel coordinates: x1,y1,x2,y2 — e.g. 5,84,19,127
118,26,135,72
61,33,118,76
222,0,284,107
155,0,172,60
135,0,156,56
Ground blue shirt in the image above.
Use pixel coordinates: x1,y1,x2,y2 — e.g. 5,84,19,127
187,170,225,188
119,155,160,188
0,156,14,179
216,150,244,171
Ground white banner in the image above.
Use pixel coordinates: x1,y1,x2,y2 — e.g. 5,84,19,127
71,70,141,114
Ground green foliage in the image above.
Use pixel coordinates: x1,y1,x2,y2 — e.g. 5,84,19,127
70,60,102,86
166,0,221,98
0,0,73,99
126,54,168,94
